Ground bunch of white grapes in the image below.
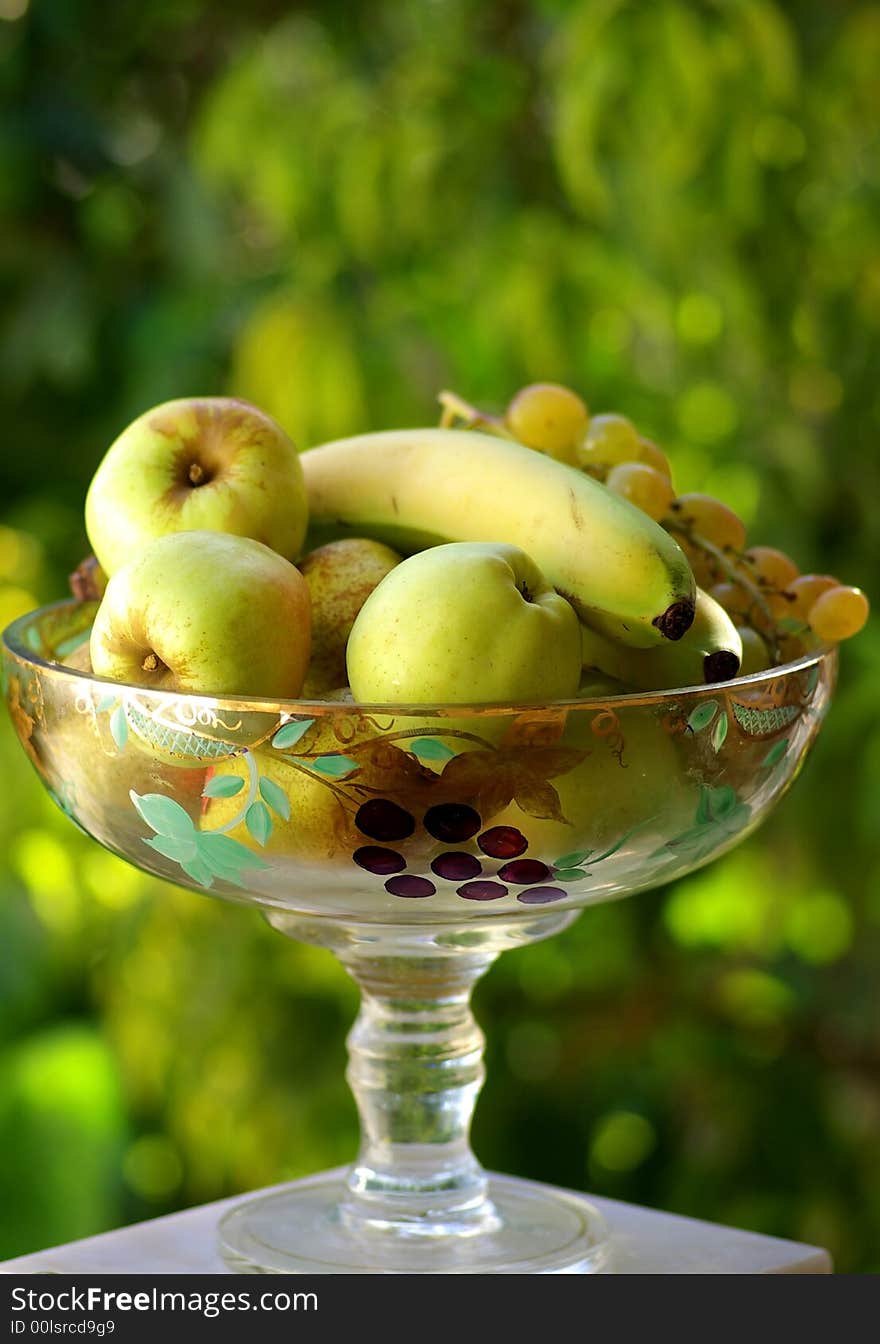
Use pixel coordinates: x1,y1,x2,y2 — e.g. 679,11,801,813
441,382,869,672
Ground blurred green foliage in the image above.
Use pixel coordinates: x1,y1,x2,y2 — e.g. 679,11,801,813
1,0,879,1270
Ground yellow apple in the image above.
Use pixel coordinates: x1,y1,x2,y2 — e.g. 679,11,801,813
90,531,310,698
85,397,308,575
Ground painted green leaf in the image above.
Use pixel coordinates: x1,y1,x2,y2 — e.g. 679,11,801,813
665,827,715,857
696,787,713,825
197,831,268,873
763,739,789,768
708,785,739,820
726,803,752,831
130,791,196,838
97,694,117,713
272,718,315,749
711,711,729,752
109,704,128,749
410,738,456,762
259,776,291,820
299,754,358,779
143,834,199,863
687,700,718,733
553,868,592,884
203,774,245,799
554,850,593,870
807,665,820,694
246,800,272,846
194,847,248,887
179,857,214,888
592,824,649,863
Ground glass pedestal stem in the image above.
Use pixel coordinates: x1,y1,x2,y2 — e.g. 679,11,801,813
219,911,608,1272
338,951,499,1238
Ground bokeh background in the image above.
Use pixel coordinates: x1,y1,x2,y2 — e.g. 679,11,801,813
1,0,879,1270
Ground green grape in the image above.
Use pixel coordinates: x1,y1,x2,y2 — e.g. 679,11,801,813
506,383,589,462
808,586,869,642
575,413,640,471
605,461,675,521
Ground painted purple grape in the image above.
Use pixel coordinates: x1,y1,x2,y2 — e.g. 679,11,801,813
431,852,483,881
457,880,508,902
354,846,406,875
516,886,567,905
497,859,552,885
478,825,528,860
424,803,482,843
385,875,436,899
356,799,415,842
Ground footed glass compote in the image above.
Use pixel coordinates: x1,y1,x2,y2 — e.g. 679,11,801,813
3,601,836,1274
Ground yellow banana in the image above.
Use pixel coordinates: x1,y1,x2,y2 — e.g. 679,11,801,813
301,428,695,647
580,588,742,690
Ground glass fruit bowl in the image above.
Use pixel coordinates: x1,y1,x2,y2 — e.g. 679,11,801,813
2,599,837,1274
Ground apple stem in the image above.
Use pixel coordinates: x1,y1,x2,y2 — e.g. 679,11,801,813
142,653,161,673
188,462,206,485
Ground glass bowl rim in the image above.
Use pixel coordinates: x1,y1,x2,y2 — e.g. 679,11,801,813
2,598,837,719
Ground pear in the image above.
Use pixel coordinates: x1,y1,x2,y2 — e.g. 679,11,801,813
299,538,401,696
201,749,357,863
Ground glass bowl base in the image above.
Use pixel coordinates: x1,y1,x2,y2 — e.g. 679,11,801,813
218,1171,610,1274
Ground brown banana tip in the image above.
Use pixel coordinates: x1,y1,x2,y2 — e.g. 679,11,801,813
703,650,741,684
653,597,696,642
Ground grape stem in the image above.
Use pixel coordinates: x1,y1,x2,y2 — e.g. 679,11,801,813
664,521,781,661
437,390,515,439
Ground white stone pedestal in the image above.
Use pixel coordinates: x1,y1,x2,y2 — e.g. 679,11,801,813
0,1172,832,1275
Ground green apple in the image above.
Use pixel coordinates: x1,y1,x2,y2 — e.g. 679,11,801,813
90,530,310,698
346,541,582,704
85,397,308,575
299,538,401,696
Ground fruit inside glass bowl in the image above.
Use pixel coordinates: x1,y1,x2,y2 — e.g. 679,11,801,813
2,599,837,1272
2,376,866,1272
